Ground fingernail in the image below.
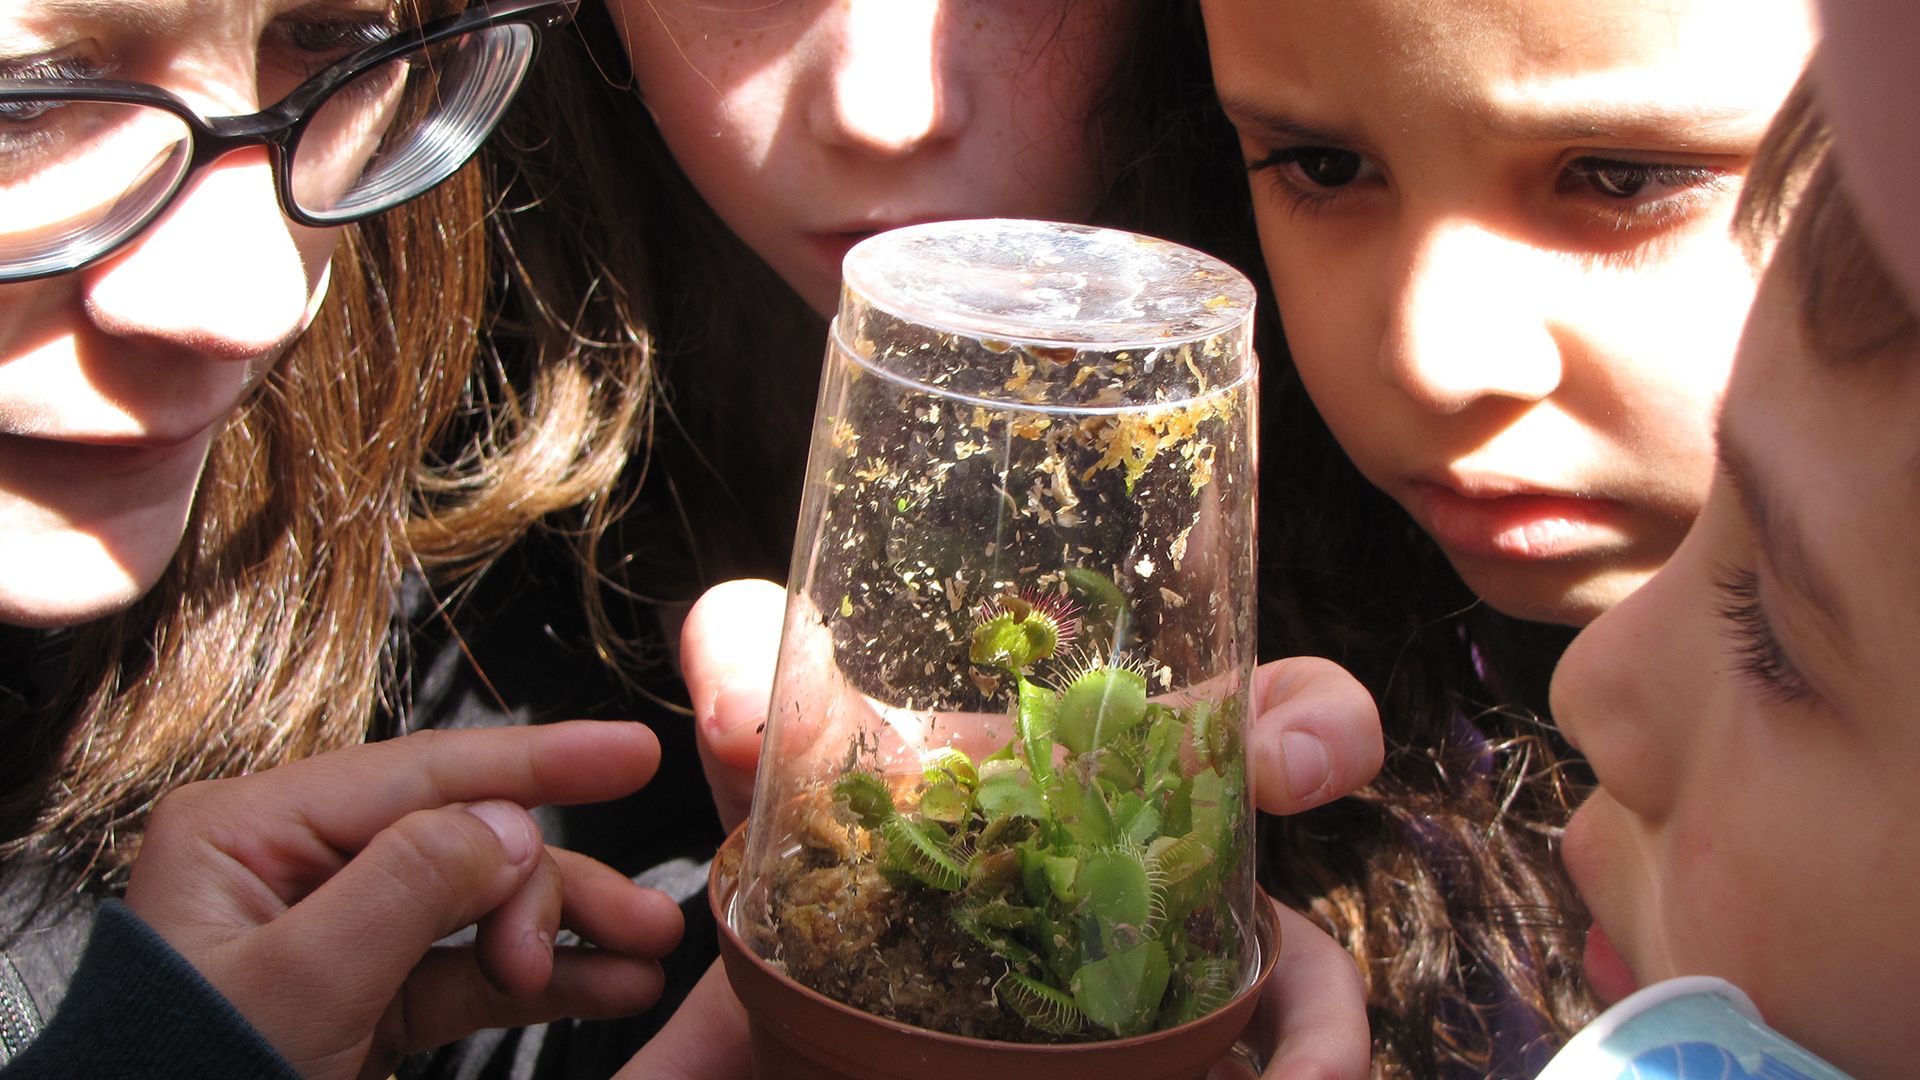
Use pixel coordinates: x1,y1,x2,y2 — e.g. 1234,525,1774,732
706,677,769,738
466,800,536,864
1282,731,1331,804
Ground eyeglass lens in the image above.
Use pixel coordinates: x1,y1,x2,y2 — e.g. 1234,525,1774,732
0,101,193,275
0,20,537,279
291,21,536,222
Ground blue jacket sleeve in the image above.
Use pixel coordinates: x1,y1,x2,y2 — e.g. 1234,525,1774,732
0,899,299,1080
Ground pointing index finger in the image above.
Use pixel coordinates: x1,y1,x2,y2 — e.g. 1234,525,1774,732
210,720,661,854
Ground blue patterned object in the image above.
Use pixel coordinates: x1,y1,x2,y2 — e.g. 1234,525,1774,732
1537,977,1853,1080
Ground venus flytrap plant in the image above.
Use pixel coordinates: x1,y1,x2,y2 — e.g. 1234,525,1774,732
804,581,1249,1042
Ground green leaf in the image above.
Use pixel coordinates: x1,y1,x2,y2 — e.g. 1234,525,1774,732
1188,770,1227,853
1064,567,1131,653
1115,798,1162,846
1079,847,1152,931
1043,855,1080,904
1143,707,1183,794
1056,665,1148,754
997,972,1086,1036
1064,567,1128,626
977,770,1047,820
918,780,969,825
1168,954,1239,1026
920,746,978,789
970,898,1040,931
1146,832,1215,888
832,770,894,827
880,817,966,891
1051,770,1114,847
1097,732,1148,791
1015,676,1058,788
953,906,1039,967
970,596,1067,672
1072,940,1172,1036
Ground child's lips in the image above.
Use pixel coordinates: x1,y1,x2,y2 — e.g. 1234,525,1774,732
809,217,957,269
1409,480,1622,562
808,230,876,269
1582,921,1640,1005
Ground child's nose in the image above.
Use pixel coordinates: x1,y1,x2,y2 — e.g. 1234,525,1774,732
808,0,968,158
80,148,317,364
1377,219,1563,415
1548,557,1691,820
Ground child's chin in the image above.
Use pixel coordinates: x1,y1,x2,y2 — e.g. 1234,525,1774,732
1582,922,1641,1004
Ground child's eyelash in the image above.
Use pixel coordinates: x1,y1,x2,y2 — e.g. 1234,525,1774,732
1713,566,1814,703
1562,156,1732,258
1564,157,1727,203
1243,147,1362,220
0,51,107,82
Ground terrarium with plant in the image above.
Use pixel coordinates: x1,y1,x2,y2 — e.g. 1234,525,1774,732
722,219,1263,1053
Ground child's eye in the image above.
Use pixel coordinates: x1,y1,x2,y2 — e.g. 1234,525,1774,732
1713,566,1814,704
261,9,400,87
1245,146,1383,217
1249,147,1368,189
0,50,112,171
271,17,397,56
1558,155,1731,230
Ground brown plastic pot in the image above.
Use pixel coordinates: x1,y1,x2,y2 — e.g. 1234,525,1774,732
708,823,1281,1080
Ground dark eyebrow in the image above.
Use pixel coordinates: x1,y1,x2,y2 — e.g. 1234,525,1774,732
1478,100,1765,146
1214,92,1762,156
1716,416,1852,637
1212,95,1356,148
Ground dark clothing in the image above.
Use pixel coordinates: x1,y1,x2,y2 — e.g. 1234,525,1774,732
393,533,724,1080
0,628,88,1070
1,900,297,1079
0,870,90,1066
0,532,724,1079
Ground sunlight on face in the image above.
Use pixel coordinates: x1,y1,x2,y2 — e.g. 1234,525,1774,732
1554,260,1920,1078
604,0,1136,315
1201,0,1814,626
0,0,343,627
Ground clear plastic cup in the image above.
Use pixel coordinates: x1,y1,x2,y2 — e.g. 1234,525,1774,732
732,219,1260,1044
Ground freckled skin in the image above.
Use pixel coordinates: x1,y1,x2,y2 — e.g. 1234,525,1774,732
604,0,1138,316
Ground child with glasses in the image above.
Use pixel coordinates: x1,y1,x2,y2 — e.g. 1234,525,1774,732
0,0,676,1073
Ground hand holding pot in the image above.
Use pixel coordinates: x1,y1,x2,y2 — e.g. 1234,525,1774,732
122,721,685,1080
683,578,1384,829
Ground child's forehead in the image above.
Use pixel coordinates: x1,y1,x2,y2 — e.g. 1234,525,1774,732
1725,270,1920,642
2,0,384,47
1215,0,1812,100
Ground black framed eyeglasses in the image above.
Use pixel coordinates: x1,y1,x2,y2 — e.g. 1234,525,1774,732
0,0,575,283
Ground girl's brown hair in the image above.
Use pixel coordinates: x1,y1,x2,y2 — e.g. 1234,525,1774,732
1738,65,1920,367
1,44,659,887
